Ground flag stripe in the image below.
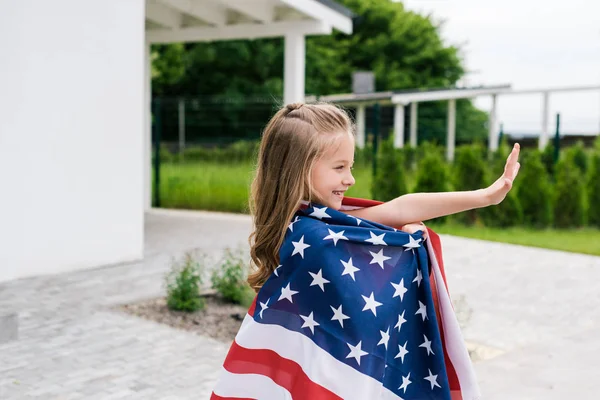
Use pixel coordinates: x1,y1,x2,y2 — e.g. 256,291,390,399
212,367,292,399
427,237,481,400
222,340,342,400
231,314,403,400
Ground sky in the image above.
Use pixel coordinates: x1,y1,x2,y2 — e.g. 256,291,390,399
399,0,600,135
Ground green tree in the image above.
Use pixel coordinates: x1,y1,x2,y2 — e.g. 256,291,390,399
587,149,600,228
413,144,451,224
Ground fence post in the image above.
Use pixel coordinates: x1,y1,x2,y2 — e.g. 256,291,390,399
553,113,561,167
152,98,162,208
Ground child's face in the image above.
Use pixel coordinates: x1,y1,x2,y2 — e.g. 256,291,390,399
310,133,356,210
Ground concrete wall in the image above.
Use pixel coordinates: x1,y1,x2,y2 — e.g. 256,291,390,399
0,0,145,282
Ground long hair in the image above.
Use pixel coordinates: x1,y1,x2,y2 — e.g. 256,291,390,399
247,102,354,292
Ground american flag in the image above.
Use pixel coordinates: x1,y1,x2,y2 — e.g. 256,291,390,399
211,197,480,400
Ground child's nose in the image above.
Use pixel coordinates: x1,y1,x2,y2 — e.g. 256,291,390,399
343,172,355,187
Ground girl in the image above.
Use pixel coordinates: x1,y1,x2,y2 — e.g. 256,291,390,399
212,102,520,400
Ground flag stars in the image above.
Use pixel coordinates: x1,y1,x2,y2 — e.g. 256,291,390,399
330,305,350,328
378,327,390,350
419,334,435,356
424,369,441,390
340,257,360,281
365,231,387,246
309,269,330,292
278,283,299,303
300,312,319,335
361,292,383,316
288,216,300,232
398,372,411,393
309,206,331,220
415,301,428,321
258,299,269,319
273,264,282,277
403,235,422,251
323,229,348,246
391,278,408,301
412,268,423,287
394,311,407,332
346,341,368,366
291,235,311,258
395,341,409,363
347,214,362,225
369,249,391,269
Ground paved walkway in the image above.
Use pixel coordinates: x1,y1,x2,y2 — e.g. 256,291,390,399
1,209,599,399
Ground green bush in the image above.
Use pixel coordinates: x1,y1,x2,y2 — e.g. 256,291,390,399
402,145,417,172
211,249,255,308
517,150,553,227
371,137,408,202
565,141,589,176
587,150,600,227
413,145,451,224
453,144,488,225
165,253,204,312
553,157,586,228
540,143,557,178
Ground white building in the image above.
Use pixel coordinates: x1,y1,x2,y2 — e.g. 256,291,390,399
0,0,353,283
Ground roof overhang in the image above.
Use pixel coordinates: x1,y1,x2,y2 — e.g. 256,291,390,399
145,0,354,44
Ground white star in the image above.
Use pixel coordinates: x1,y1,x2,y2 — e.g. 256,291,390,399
398,372,412,393
259,299,269,319
300,312,320,335
365,231,387,246
424,369,441,390
404,235,422,251
273,264,282,277
394,311,407,332
378,327,390,350
288,216,299,232
346,341,368,365
412,268,423,287
291,235,311,258
369,248,391,269
391,278,408,301
310,206,331,220
278,283,299,303
419,334,435,356
361,292,383,316
330,304,350,328
395,341,409,363
309,269,330,292
415,300,428,321
340,257,360,281
323,229,348,246
347,214,363,225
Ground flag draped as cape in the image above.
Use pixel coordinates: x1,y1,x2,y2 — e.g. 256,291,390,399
212,197,480,400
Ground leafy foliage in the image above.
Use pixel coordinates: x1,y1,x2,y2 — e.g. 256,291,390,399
211,249,255,308
553,158,586,228
372,137,408,201
452,144,488,225
165,253,204,312
517,151,553,227
587,149,600,227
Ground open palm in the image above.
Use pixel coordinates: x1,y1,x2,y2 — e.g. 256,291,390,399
486,143,521,205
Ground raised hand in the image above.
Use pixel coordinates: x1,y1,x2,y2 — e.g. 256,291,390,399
485,143,521,206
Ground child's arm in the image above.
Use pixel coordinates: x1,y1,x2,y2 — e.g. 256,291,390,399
346,144,521,227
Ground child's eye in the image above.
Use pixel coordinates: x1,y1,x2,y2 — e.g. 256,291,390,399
335,166,344,170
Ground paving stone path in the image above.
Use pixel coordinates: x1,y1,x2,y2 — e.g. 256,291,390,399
1,209,599,399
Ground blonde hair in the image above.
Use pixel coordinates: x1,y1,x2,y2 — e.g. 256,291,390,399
247,102,354,292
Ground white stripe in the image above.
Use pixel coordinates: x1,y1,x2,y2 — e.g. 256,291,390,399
426,238,482,400
234,315,403,400
213,367,293,399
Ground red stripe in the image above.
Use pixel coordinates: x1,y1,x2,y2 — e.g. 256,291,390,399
222,340,343,400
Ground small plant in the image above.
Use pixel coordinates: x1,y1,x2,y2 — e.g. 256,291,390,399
211,249,256,308
165,253,204,312
371,136,408,202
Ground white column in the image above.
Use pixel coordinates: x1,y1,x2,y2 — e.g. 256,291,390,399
488,94,498,152
283,33,305,105
393,104,405,148
355,105,366,148
447,99,456,162
540,92,550,149
144,41,152,210
410,102,418,147
178,98,186,154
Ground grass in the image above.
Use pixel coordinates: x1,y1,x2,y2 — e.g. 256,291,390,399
155,161,600,257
